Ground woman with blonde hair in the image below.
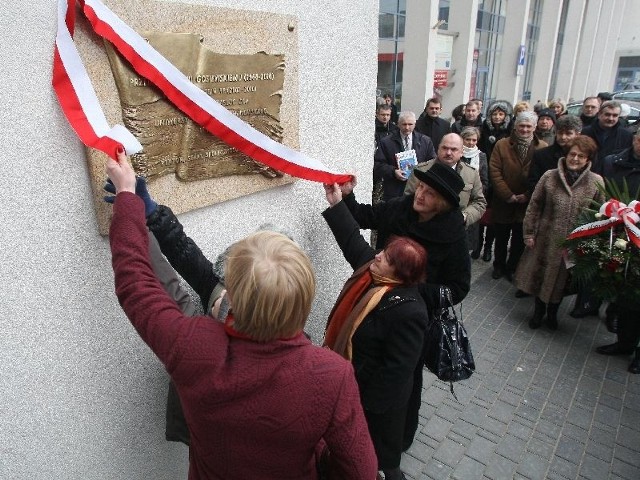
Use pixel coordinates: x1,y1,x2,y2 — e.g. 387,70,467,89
105,151,377,479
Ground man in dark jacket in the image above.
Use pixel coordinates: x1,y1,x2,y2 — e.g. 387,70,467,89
580,96,600,128
598,129,640,373
375,103,399,148
415,97,451,150
451,101,483,134
374,111,436,201
528,115,583,194
582,100,634,173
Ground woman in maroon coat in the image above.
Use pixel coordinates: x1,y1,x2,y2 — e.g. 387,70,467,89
105,151,377,480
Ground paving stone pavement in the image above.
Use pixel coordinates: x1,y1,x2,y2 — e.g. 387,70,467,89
400,258,640,480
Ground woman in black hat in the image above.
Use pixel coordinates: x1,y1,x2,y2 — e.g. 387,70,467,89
335,161,468,451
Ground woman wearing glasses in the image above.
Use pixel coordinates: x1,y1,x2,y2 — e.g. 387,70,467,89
514,136,604,330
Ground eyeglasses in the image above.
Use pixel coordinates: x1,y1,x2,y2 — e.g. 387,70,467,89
567,152,588,160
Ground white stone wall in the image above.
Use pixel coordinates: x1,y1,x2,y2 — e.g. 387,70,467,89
0,1,377,478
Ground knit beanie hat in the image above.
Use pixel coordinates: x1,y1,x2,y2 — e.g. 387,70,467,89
537,108,557,123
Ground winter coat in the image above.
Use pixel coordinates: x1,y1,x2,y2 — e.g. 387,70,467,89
111,193,377,480
451,116,483,134
528,142,566,195
601,147,640,195
535,128,555,146
375,118,399,148
374,130,436,200
343,193,470,308
322,201,427,467
582,121,634,174
404,159,486,226
479,119,512,160
489,135,547,223
415,112,451,149
514,160,604,303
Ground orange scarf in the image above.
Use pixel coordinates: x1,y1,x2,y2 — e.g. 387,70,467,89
324,261,401,360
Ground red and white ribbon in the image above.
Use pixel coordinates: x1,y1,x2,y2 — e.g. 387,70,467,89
567,199,640,248
53,0,351,184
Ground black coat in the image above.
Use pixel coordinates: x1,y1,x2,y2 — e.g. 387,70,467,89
375,118,399,148
343,193,470,308
527,142,566,195
582,121,634,174
323,202,427,413
374,131,436,201
479,119,512,160
602,147,640,196
415,112,451,149
451,116,483,134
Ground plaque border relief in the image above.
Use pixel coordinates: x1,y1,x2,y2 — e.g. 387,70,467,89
75,0,299,235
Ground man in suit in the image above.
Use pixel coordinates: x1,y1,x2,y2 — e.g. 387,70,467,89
374,111,436,201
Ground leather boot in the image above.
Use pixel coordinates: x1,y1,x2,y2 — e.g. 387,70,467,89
547,302,560,330
529,297,545,329
629,348,640,374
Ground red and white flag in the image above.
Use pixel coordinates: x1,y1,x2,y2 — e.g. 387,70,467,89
53,0,351,184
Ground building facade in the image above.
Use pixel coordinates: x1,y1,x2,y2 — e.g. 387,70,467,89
380,0,640,116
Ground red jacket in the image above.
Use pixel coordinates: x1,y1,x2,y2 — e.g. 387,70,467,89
110,193,377,479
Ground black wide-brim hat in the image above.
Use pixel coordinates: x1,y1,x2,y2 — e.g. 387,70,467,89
413,162,465,208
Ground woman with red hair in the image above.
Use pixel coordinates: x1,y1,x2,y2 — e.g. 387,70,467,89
322,183,428,480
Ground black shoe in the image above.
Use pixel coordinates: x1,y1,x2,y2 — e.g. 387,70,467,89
491,267,503,279
629,349,640,374
515,289,531,298
569,306,599,318
504,270,513,282
482,250,492,262
596,342,635,356
471,249,481,259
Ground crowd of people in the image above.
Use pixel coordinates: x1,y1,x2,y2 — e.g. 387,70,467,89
375,93,640,380
100,91,640,479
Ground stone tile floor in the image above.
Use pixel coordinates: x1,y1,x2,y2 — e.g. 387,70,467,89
400,259,640,480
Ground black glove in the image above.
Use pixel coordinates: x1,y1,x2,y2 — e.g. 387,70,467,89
103,176,158,217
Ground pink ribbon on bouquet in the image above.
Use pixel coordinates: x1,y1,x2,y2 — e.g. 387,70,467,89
52,0,351,184
567,199,640,248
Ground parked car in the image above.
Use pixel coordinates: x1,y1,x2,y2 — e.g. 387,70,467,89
566,102,640,125
612,91,640,108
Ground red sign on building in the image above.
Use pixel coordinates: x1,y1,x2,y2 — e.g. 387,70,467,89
434,70,448,88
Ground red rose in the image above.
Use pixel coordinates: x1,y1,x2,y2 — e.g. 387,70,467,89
605,259,620,272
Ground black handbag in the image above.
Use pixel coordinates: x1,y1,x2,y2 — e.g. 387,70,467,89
424,286,475,398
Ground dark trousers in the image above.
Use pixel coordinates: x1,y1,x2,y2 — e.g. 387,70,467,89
617,307,640,349
493,222,524,273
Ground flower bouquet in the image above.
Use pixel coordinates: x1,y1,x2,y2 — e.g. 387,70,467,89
564,180,640,305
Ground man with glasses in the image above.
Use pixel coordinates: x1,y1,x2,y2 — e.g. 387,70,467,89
580,96,601,128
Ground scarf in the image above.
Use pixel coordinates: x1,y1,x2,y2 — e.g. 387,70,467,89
562,159,588,187
462,145,480,170
324,261,401,360
514,133,533,162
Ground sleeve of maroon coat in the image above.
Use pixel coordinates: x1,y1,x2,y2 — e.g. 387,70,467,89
324,365,378,479
110,192,220,369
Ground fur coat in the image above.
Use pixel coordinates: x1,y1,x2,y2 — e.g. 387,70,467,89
514,159,604,303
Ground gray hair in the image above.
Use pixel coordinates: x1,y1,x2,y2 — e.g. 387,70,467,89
600,100,622,112
555,115,582,132
398,111,416,123
514,111,538,126
460,126,481,140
